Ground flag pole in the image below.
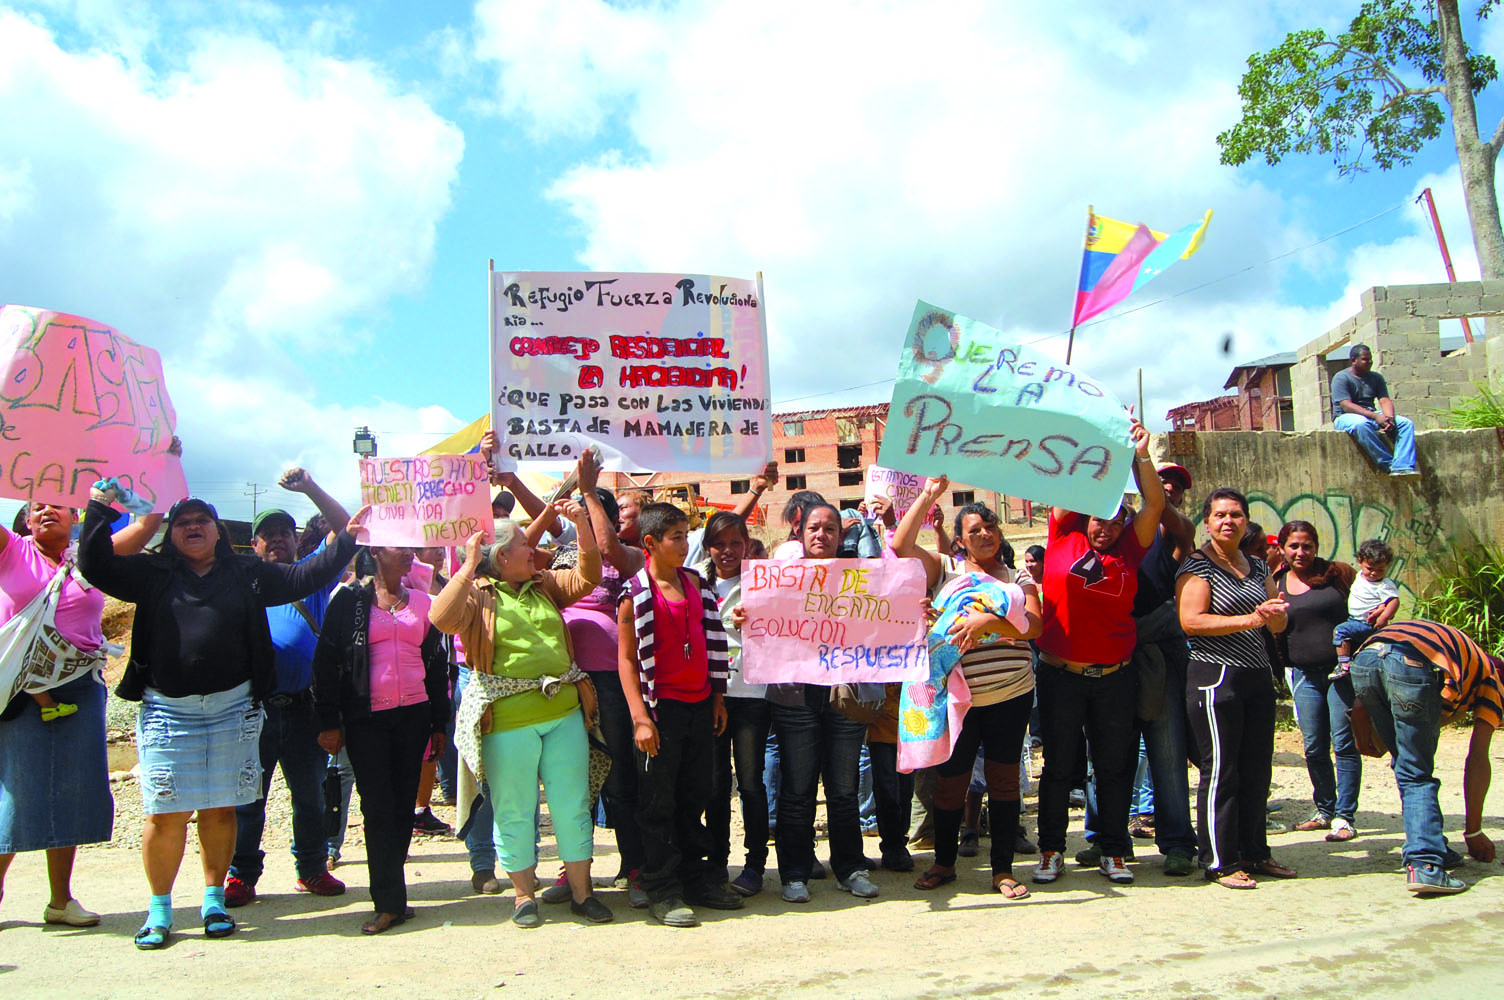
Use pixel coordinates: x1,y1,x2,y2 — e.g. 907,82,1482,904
1065,205,1093,365
487,258,498,471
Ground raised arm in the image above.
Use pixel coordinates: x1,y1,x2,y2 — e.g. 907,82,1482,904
730,461,779,520
1129,420,1165,550
577,448,643,576
110,513,163,555
541,499,602,607
77,494,156,601
890,476,947,591
430,532,484,639
483,429,563,537
256,506,363,605
280,467,350,537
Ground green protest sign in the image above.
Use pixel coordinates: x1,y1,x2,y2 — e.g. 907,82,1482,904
875,301,1133,518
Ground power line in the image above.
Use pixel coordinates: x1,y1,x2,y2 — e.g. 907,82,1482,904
767,198,1412,407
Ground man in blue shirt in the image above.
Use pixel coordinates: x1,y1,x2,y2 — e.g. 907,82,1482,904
1331,344,1419,478
226,468,350,907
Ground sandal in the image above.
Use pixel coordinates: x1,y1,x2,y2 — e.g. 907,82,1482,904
1325,820,1357,842
1248,858,1298,879
202,911,235,938
134,925,172,950
913,868,957,891
361,910,410,935
1293,814,1331,832
1212,870,1258,890
992,875,1030,900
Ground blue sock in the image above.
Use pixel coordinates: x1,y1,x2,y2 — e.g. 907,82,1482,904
202,885,226,919
147,893,174,929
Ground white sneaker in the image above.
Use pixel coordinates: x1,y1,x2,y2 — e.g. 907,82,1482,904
1099,856,1134,884
1032,851,1065,883
836,870,880,898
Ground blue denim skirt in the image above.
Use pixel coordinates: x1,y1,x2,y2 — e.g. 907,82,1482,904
138,681,264,814
0,674,115,852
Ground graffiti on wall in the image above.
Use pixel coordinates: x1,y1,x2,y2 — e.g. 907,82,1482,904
1246,489,1455,615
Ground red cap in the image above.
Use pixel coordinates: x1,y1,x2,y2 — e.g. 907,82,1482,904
1155,462,1192,490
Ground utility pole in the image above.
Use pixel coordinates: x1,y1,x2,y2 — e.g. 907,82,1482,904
244,482,267,520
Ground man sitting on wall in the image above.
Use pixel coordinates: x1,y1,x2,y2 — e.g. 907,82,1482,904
1331,344,1419,478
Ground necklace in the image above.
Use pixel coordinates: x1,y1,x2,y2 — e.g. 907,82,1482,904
376,586,408,613
658,572,694,660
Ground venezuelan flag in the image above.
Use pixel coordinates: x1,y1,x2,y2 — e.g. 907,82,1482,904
1072,208,1212,327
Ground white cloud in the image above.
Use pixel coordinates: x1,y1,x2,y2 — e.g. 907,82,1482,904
0,4,465,519
471,0,1499,428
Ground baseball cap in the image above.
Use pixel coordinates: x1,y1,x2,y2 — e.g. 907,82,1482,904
166,497,219,524
1155,463,1193,490
252,508,296,536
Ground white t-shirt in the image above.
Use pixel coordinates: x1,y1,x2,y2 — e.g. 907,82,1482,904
1348,575,1400,618
936,556,1037,707
714,574,766,699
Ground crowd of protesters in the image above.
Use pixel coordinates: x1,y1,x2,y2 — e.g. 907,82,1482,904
0,421,1497,948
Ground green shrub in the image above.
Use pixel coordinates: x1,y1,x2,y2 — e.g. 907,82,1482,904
1434,381,1504,429
1412,541,1504,657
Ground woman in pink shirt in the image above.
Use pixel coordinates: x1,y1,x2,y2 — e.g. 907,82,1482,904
0,499,162,928
313,546,450,934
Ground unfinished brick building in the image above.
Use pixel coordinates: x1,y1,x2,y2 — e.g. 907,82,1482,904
599,402,1036,534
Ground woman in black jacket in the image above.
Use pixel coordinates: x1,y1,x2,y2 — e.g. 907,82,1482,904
314,546,449,934
78,491,361,950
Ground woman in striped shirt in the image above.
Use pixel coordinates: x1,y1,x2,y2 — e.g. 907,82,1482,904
892,476,1042,898
1176,487,1294,889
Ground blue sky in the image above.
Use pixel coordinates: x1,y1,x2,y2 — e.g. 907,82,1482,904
2,0,1501,523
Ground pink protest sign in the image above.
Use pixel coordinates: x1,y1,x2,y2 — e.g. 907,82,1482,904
358,455,494,547
490,271,773,472
863,464,924,516
0,305,186,511
740,558,929,685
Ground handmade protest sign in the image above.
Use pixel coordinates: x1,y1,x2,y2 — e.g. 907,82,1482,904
358,454,493,547
864,464,924,517
741,558,929,685
490,271,773,472
875,302,1133,519
0,305,186,511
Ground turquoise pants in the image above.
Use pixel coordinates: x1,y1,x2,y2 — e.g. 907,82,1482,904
481,710,593,872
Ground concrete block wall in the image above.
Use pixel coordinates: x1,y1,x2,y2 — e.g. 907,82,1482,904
1151,427,1504,615
1292,280,1504,431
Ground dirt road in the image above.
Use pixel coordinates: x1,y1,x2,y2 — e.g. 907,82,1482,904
2,729,1501,1000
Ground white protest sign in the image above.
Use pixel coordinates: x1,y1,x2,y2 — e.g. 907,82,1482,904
490,271,773,472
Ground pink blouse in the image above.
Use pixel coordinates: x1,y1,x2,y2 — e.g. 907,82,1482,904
368,588,431,712
0,528,104,651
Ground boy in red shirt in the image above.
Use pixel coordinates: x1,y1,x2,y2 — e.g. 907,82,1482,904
617,503,739,926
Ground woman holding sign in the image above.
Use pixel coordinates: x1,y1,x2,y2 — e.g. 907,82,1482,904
77,488,361,950
0,495,165,930
891,482,1042,898
753,503,881,904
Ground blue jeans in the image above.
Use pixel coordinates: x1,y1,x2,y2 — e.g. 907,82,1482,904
772,695,868,882
230,697,329,884
708,696,772,877
1349,643,1446,868
455,668,499,873
1290,667,1361,822
1139,658,1197,858
1333,413,1416,472
858,744,878,830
